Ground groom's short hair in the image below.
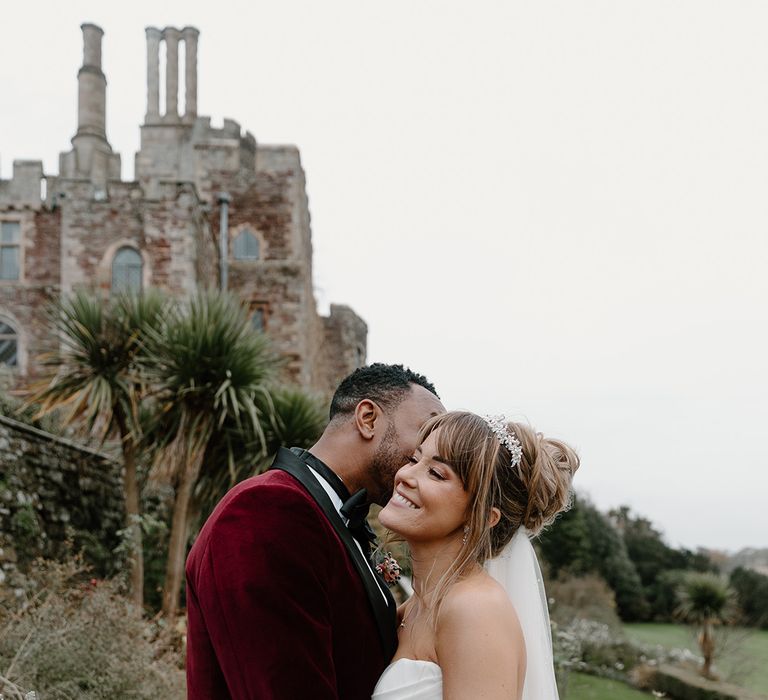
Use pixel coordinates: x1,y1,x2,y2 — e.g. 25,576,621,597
329,363,438,420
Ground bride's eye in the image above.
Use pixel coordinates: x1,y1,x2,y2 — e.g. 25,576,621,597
407,455,418,464
429,468,446,480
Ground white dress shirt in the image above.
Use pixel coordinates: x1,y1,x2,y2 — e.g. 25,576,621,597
306,466,389,605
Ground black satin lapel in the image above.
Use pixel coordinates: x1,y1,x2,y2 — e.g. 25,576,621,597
270,448,398,656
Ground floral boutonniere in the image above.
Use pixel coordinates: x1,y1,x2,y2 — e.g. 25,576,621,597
374,551,402,587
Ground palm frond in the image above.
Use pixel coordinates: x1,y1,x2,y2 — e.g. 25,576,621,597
26,289,170,444
142,290,279,474
676,572,736,624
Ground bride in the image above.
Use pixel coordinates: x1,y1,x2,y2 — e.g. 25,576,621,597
372,411,579,699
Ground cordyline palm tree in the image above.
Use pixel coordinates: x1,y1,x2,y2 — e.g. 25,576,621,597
26,289,167,608
676,572,736,679
188,385,328,534
142,290,278,619
262,385,329,456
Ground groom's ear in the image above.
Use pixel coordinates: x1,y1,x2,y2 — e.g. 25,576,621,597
353,399,380,441
488,507,501,528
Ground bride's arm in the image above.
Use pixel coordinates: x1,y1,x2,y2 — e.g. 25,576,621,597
436,582,526,700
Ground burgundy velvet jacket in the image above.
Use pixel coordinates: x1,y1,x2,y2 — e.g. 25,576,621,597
186,448,397,699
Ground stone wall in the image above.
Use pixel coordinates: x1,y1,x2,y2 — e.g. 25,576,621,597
0,415,124,589
322,305,368,393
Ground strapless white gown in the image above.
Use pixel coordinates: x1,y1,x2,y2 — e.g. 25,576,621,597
372,658,442,699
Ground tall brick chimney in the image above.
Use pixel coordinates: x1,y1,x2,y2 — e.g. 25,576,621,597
182,26,199,122
145,27,162,123
76,23,107,140
144,26,199,125
59,23,121,189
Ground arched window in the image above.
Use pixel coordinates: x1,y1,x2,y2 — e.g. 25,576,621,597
251,308,265,332
111,247,143,294
249,301,268,332
0,320,18,367
233,229,260,261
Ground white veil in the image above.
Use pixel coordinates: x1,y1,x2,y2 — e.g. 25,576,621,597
484,528,560,699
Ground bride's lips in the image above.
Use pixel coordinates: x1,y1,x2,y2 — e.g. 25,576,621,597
391,490,420,510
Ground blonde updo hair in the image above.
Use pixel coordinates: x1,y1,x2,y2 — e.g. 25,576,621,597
415,411,579,611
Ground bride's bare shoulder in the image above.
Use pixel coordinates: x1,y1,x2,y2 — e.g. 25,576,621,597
438,570,522,634
435,571,526,697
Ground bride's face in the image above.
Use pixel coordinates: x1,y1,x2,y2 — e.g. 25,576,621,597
378,429,470,543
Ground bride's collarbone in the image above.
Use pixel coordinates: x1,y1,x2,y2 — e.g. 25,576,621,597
395,611,438,664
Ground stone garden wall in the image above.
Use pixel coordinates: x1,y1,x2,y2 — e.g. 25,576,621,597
0,415,124,593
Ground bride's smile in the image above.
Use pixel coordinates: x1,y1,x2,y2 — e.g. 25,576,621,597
379,430,469,544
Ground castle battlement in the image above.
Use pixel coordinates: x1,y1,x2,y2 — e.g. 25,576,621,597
0,161,45,209
0,23,366,396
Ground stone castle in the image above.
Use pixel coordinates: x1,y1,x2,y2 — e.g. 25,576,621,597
0,23,366,395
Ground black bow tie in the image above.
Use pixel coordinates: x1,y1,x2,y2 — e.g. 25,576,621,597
290,448,377,556
340,488,377,555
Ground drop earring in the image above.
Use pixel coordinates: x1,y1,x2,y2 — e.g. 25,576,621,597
462,525,469,544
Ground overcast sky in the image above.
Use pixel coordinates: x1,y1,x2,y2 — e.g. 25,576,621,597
2,1,766,552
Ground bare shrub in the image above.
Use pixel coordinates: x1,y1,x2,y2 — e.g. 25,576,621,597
0,557,185,699
548,573,623,629
629,662,657,690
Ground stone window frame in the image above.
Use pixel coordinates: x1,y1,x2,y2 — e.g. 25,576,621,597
0,310,27,375
248,300,270,333
0,215,26,284
111,247,144,294
231,224,266,262
98,239,152,294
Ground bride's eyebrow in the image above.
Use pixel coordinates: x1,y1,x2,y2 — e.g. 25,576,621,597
416,445,456,469
431,454,455,469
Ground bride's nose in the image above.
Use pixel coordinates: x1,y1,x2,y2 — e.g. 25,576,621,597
396,461,418,486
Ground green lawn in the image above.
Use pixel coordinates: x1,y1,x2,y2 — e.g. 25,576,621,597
624,622,768,695
567,672,650,699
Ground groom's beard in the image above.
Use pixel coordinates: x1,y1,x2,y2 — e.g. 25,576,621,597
367,421,408,507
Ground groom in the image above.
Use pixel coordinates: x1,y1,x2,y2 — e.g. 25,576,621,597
186,363,444,699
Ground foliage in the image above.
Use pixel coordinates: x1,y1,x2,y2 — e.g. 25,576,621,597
142,290,277,475
0,392,64,436
141,290,280,618
583,505,649,621
15,288,326,619
24,289,168,608
260,385,328,455
0,557,184,699
138,484,175,613
674,573,738,679
567,671,651,700
647,569,690,622
624,623,768,695
677,573,735,624
552,618,750,699
9,504,41,552
548,574,623,630
539,496,649,621
541,501,732,625
730,567,768,629
555,619,648,681
538,493,593,578
189,384,327,532
610,506,715,621
31,290,164,439
114,508,170,611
